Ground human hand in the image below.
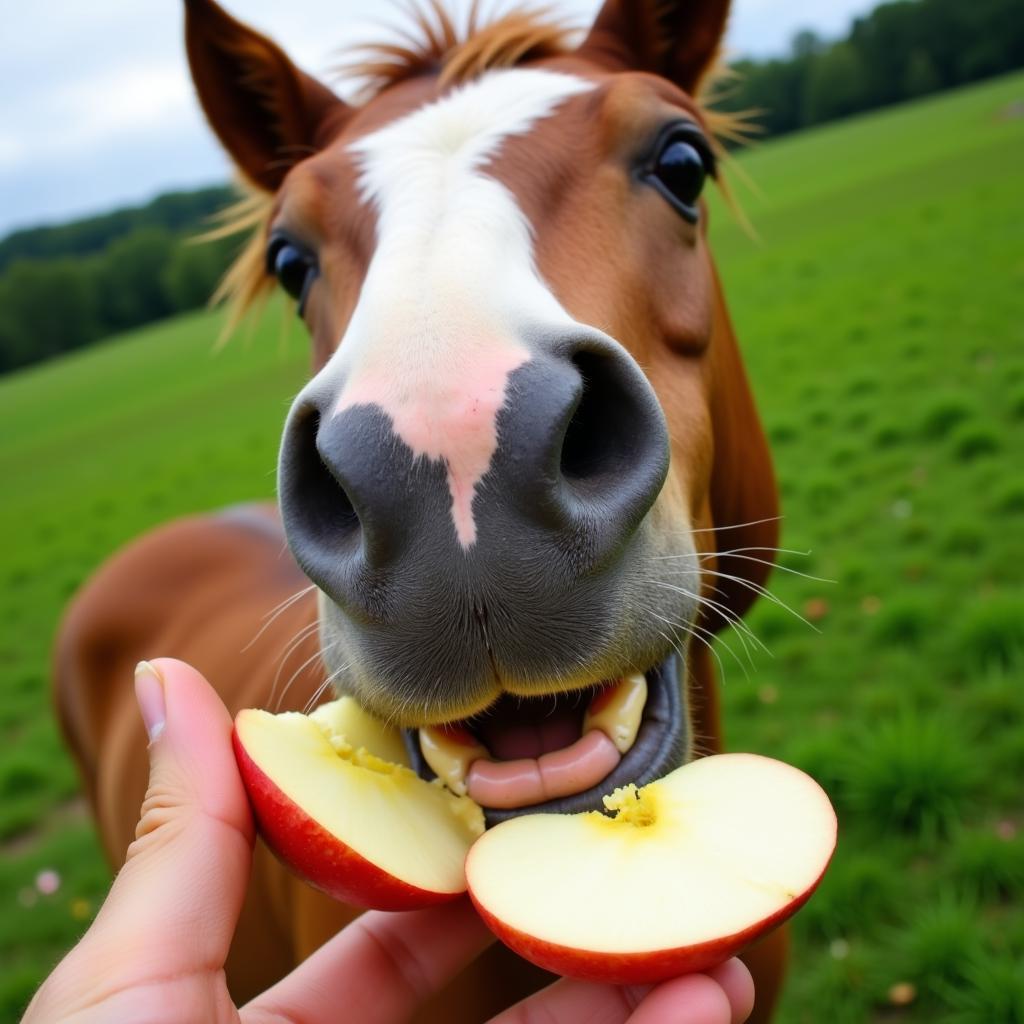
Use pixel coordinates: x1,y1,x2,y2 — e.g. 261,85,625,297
24,658,754,1023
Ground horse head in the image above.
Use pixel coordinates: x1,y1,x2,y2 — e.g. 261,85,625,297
184,0,778,821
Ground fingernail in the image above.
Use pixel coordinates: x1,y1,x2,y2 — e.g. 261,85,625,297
135,661,166,742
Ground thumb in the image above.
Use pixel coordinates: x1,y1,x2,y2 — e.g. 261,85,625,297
80,658,255,991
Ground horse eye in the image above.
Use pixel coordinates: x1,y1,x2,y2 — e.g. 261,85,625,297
645,132,713,223
267,237,318,313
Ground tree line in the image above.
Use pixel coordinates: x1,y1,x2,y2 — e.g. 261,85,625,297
715,0,1023,137
0,188,236,373
1,0,1022,374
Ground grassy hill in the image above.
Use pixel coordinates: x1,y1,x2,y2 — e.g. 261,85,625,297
2,71,1023,1022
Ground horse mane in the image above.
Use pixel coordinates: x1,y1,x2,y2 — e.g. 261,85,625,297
342,1,576,98
205,2,749,339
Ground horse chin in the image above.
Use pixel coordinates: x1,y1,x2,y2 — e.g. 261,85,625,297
402,654,690,828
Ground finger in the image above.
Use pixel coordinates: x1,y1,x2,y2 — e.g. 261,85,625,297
628,973,734,1024
490,978,652,1024
71,659,254,995
707,958,756,1023
491,965,748,1024
242,898,494,1024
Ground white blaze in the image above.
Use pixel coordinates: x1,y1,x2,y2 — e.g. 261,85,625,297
328,69,593,548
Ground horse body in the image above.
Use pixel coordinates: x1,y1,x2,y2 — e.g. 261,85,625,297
56,0,787,1019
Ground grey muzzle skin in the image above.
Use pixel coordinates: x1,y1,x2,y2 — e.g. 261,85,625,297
278,328,672,723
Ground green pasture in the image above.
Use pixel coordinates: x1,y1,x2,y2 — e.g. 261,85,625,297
2,71,1023,1022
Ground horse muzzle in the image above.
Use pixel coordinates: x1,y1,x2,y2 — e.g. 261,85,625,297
277,329,691,816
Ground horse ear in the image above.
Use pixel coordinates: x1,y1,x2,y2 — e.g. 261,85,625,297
702,270,780,632
184,0,348,191
577,0,731,94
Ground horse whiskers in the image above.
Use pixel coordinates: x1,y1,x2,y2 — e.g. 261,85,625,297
643,543,823,635
687,735,720,760
699,576,752,609
658,564,815,629
301,670,336,717
379,698,410,734
708,551,834,585
644,604,748,683
650,544,835,585
685,515,784,535
241,583,318,653
669,578,766,648
650,543,811,562
275,639,340,713
641,549,775,663
301,658,353,715
699,567,820,634
274,618,320,670
647,622,733,758
652,625,699,685
648,579,769,662
686,613,756,677
702,544,812,560
670,612,743,683
380,684,434,733
267,620,321,707
260,582,318,620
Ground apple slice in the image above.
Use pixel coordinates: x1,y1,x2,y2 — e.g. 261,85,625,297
307,694,410,767
233,700,483,911
465,753,836,984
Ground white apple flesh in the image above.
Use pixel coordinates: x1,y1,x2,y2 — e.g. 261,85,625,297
465,753,837,984
234,699,836,980
233,701,483,911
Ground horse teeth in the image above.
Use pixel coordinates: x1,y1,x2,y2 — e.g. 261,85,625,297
418,724,490,796
583,673,647,754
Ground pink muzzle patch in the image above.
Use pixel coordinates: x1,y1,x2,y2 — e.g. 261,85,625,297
334,339,530,547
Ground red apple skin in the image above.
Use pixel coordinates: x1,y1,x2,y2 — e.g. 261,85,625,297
232,726,462,912
467,855,833,985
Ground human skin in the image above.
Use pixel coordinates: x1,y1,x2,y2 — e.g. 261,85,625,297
23,658,754,1024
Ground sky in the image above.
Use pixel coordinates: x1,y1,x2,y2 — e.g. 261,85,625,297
0,0,877,237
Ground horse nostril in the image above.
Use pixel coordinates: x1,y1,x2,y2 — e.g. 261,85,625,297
561,352,630,487
281,407,361,554
500,340,669,563
557,348,667,512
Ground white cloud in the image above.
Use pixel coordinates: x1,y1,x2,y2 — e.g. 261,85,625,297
0,134,29,171
31,64,192,158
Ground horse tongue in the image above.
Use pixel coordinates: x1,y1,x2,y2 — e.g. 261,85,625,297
465,730,621,809
475,708,581,760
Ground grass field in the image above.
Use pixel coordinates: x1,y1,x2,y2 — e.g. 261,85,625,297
2,71,1023,1022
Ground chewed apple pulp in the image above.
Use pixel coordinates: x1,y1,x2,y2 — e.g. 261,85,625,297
233,707,483,910
465,753,837,983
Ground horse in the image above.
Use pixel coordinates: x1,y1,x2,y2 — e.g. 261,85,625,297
54,0,785,1019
